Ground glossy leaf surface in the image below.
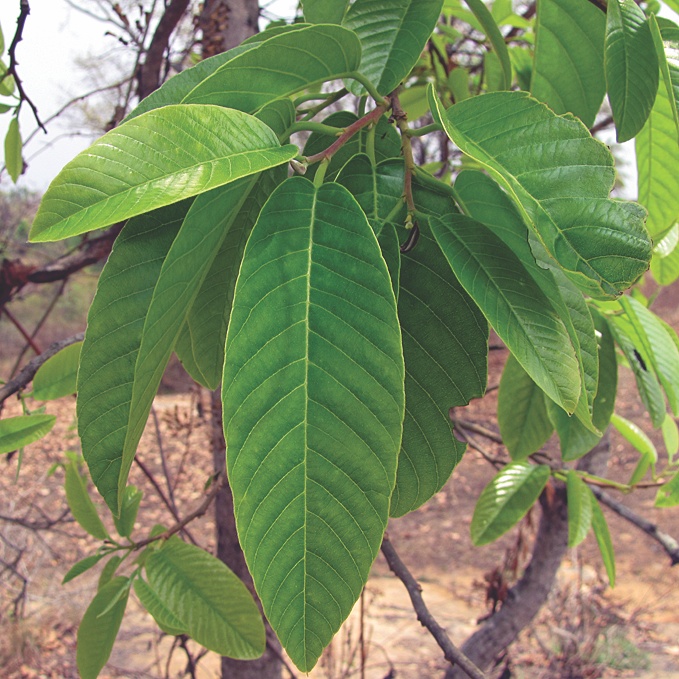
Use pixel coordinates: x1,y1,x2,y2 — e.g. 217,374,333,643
30,106,296,242
32,342,82,400
222,178,404,671
0,413,56,454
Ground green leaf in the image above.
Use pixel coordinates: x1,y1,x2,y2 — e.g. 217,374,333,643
605,0,659,142
651,225,679,285
114,486,142,538
30,105,297,242
62,553,106,584
547,401,602,461
399,84,431,120
32,341,82,400
222,178,404,671
650,16,679,139
76,577,129,679
498,354,553,460
145,537,265,658
531,0,606,127
134,577,187,636
470,462,551,545
431,212,581,413
464,0,512,91
566,470,593,547
303,110,401,181
77,202,189,514
0,60,15,97
186,25,361,109
98,555,123,590
4,116,22,183
429,86,652,299
0,414,56,454
392,184,488,516
611,413,658,463
343,0,444,95
377,222,401,301
661,413,679,462
65,460,109,540
302,0,349,23
590,493,616,586
654,471,679,507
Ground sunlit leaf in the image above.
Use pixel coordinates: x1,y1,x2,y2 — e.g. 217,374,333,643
0,414,56,454
32,342,82,400
566,471,593,547
134,577,187,636
65,460,109,540
611,413,658,463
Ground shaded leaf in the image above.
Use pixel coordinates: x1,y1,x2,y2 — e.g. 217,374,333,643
65,460,109,540
32,342,82,400
0,414,56,454
661,413,678,462
566,470,593,547
302,0,349,23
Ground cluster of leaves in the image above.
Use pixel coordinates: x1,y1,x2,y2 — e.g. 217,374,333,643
0,21,23,182
3,0,679,675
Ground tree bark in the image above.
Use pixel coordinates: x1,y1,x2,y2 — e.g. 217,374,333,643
199,0,260,57
211,390,283,679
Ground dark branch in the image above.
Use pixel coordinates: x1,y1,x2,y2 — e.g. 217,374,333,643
380,534,488,679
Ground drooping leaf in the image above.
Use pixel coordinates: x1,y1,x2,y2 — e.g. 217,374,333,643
661,413,679,462
32,342,82,400
471,462,551,545
114,485,142,538
76,577,129,679
302,0,349,23
62,553,107,585
566,471,593,547
65,460,109,540
77,203,189,514
30,106,296,242
655,471,679,507
498,354,553,460
464,0,512,90
429,86,652,299
145,538,264,657
391,181,488,516
650,16,679,139
222,178,404,671
431,212,581,413
531,0,606,127
343,0,444,95
98,555,123,590
134,577,187,636
611,413,658,464
605,0,659,142
590,493,616,586
0,414,56,454
4,116,22,182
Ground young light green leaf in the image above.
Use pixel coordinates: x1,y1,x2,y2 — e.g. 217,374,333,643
134,577,187,636
0,60,15,96
428,86,652,299
4,116,22,182
651,225,679,285
471,462,551,545
62,553,107,585
431,212,581,413
566,470,593,547
661,413,679,462
611,413,658,463
145,537,264,658
464,0,512,90
32,341,82,400
30,105,297,242
654,471,679,507
65,460,109,540
302,0,349,23
605,0,659,142
0,414,56,454
343,0,444,95
531,0,606,127
498,354,553,460
98,555,123,590
76,577,129,679
222,178,404,671
114,486,142,538
590,493,616,586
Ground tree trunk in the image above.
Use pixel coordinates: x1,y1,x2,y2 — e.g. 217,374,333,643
199,0,260,57
445,435,611,678
211,390,283,679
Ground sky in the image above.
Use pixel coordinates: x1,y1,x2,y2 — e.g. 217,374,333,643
0,0,297,192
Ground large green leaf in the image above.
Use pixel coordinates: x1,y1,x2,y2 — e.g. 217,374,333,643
429,87,652,299
134,577,187,636
651,17,679,139
302,0,349,23
76,577,129,679
32,341,82,400
470,462,551,545
431,212,581,413
186,25,361,109
145,537,264,658
605,0,659,142
531,0,606,127
0,413,56,454
343,0,444,95
222,178,404,671
77,203,189,514
566,470,593,547
65,460,109,540
498,354,553,460
391,181,488,516
30,106,296,242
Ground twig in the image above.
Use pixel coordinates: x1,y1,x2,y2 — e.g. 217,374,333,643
454,418,503,445
589,486,679,566
456,427,507,468
0,507,71,530
0,332,84,404
2,306,41,355
381,534,488,679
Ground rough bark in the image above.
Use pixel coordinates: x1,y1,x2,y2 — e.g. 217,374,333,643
199,0,260,56
444,436,611,678
210,390,283,679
